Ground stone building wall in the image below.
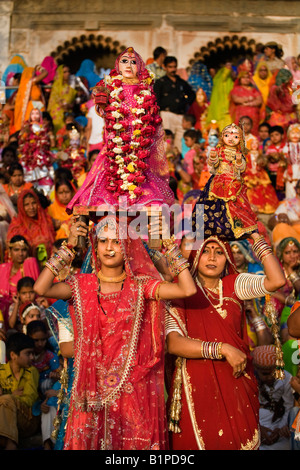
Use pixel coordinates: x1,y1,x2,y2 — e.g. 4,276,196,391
1,0,300,74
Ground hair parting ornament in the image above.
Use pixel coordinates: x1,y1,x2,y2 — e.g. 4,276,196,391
8,239,28,249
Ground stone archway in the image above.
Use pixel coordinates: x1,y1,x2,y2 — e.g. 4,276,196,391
50,35,127,74
189,35,262,71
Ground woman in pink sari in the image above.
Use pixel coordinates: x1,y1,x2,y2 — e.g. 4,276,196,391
34,215,196,450
0,235,39,327
67,47,174,215
229,71,263,136
166,234,285,450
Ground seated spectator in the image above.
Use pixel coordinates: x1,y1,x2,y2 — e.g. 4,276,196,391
19,302,42,334
0,332,39,450
265,125,286,200
258,122,271,153
182,129,202,175
27,320,59,395
0,236,40,327
47,179,75,240
77,149,98,188
0,146,18,183
3,162,32,207
7,189,56,259
8,276,36,333
181,114,196,158
253,345,294,450
0,183,16,261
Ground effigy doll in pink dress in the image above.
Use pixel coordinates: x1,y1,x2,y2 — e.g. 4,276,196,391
67,47,174,218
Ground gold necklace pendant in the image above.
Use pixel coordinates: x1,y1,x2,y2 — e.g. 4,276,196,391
97,270,127,283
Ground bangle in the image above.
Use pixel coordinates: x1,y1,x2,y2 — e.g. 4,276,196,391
62,240,76,255
200,341,223,360
288,272,300,284
155,280,169,301
163,236,190,277
251,317,266,332
45,244,75,277
252,235,273,263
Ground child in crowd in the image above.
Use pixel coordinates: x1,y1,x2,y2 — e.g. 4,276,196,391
258,122,271,153
27,320,59,395
77,149,99,188
40,355,63,450
182,129,202,175
181,114,196,157
0,332,39,450
19,302,42,334
191,154,211,190
253,345,294,450
27,320,60,449
265,125,287,199
8,277,48,332
239,115,256,149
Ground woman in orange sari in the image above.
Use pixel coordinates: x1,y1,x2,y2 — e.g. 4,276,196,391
166,234,285,450
7,189,55,258
47,179,75,240
14,66,48,132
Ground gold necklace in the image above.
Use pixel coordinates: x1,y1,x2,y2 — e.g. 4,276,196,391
97,270,127,283
195,276,227,319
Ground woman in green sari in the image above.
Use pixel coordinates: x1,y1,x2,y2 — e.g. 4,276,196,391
47,65,77,135
206,63,234,130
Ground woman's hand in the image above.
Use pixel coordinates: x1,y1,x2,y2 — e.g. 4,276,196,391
68,216,88,248
221,343,247,378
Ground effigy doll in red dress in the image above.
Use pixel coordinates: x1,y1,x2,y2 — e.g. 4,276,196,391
193,123,258,240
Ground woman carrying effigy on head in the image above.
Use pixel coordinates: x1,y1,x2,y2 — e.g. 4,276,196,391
34,214,196,450
193,122,258,241
66,47,174,217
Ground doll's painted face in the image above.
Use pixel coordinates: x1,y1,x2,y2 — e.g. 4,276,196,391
289,128,300,143
222,130,240,147
118,53,138,79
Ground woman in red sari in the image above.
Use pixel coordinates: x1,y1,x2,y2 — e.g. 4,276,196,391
229,71,263,136
7,189,55,258
166,234,285,450
34,215,196,450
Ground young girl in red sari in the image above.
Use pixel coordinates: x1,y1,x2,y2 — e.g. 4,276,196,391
166,234,285,450
34,215,196,450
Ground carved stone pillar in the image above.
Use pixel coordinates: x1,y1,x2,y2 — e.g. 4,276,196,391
0,1,14,77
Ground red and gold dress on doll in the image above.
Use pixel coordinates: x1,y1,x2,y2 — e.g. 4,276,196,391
63,271,167,450
193,145,258,240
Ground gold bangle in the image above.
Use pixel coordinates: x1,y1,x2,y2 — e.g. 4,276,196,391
155,280,169,301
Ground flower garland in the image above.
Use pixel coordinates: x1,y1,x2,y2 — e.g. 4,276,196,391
101,69,161,200
18,121,53,171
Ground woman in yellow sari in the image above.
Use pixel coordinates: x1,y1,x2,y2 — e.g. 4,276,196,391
47,65,77,134
253,62,273,105
14,66,48,132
